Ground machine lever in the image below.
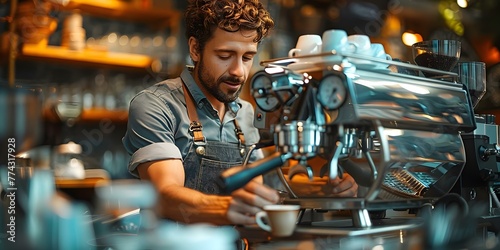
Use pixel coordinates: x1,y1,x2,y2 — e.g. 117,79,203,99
320,125,345,181
479,169,500,182
319,141,344,180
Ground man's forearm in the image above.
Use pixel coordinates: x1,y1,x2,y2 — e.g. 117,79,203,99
136,160,268,225
155,185,233,225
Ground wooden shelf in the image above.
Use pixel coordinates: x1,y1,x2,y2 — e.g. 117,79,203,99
43,106,128,123
80,108,128,123
56,177,110,189
20,44,153,70
54,0,180,28
55,169,111,189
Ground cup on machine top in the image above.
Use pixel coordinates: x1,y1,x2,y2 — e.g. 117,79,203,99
288,34,322,62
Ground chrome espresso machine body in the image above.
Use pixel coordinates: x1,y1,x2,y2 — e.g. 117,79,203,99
454,113,500,234
219,51,479,232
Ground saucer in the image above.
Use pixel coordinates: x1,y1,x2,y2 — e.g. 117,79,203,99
287,61,323,72
287,58,391,73
349,58,391,71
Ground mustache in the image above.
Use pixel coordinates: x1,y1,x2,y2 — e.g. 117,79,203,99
219,75,244,85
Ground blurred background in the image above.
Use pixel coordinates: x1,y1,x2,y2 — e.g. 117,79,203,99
0,0,500,180
1,1,500,248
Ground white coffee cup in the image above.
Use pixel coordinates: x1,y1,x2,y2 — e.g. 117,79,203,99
63,11,83,30
321,29,352,62
370,43,392,60
321,29,350,53
61,27,86,51
255,204,300,237
347,34,372,56
288,34,322,60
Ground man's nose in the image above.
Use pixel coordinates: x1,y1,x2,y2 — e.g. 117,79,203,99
228,58,245,78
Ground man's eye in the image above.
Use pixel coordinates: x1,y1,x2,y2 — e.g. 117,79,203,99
243,56,254,61
219,55,231,60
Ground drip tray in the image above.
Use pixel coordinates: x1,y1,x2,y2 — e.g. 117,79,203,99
295,217,423,237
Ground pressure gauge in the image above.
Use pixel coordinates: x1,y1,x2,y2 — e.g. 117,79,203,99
251,71,280,112
317,73,347,110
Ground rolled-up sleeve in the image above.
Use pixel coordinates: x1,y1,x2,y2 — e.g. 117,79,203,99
128,142,181,177
123,89,182,177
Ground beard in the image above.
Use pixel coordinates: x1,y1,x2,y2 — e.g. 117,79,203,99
196,56,244,103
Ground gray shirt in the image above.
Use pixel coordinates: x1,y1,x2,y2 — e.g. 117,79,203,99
123,67,263,177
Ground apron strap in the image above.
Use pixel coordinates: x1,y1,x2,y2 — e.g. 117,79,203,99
182,83,205,143
233,118,246,146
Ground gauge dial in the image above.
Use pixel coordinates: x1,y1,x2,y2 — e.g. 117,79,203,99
251,72,280,112
317,74,347,110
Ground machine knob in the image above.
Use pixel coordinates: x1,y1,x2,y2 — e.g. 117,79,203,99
480,145,498,160
479,168,500,182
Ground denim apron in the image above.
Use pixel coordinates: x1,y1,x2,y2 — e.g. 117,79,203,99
181,83,248,195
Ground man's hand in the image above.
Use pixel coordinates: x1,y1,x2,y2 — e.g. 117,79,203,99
329,173,358,197
223,166,280,225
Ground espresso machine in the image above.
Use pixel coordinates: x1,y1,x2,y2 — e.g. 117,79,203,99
218,45,487,239
449,62,500,235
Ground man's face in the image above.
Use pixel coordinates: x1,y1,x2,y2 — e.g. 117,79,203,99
193,28,258,103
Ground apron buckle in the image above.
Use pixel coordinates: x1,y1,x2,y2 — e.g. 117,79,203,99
238,139,245,156
189,121,203,133
196,146,206,156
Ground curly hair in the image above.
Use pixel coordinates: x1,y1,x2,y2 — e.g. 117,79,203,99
185,0,274,52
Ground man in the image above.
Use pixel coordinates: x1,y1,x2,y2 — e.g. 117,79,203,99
123,0,358,226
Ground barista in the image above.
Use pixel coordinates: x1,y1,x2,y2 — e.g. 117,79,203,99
122,0,358,225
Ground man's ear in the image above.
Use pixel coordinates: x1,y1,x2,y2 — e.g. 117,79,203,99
188,37,200,63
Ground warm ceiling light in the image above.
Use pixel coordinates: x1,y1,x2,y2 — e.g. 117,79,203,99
457,0,468,8
300,5,317,17
282,0,296,8
401,32,423,46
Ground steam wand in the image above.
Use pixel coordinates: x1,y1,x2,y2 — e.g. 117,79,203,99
217,152,292,194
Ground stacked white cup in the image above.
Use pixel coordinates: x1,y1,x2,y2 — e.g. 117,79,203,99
321,29,352,63
61,10,86,51
288,34,322,62
370,43,392,60
347,34,372,56
346,34,392,70
347,35,392,61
